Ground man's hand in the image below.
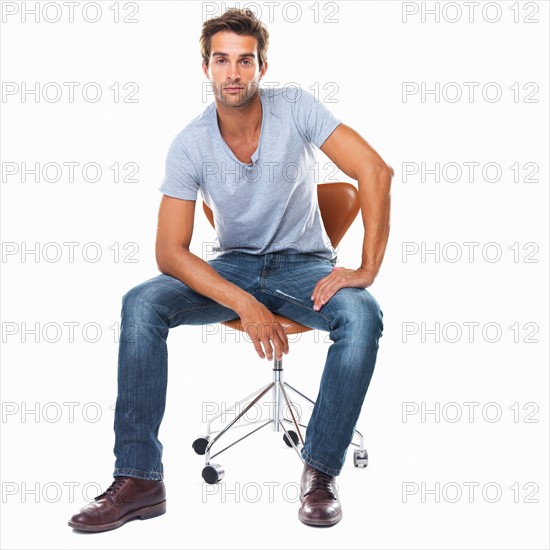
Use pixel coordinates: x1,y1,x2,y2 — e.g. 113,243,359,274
311,266,376,311
237,299,289,361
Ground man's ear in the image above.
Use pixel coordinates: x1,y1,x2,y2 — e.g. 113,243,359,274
202,61,209,78
260,59,268,79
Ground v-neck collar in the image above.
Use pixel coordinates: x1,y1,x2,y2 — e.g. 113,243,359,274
212,89,267,167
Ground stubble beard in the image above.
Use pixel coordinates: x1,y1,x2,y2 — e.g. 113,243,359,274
214,81,261,109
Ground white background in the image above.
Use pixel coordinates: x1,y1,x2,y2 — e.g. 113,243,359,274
1,1,549,549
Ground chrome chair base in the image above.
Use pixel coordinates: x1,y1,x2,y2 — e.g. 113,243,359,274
193,357,369,484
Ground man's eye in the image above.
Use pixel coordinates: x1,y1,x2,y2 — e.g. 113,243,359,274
213,58,251,65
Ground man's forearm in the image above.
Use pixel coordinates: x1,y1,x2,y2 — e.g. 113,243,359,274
358,165,393,276
157,250,254,314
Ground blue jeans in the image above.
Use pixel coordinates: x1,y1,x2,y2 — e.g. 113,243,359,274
113,251,384,479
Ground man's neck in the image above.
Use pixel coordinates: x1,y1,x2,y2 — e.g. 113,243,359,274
215,92,262,140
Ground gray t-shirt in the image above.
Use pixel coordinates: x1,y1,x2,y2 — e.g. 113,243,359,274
158,86,341,261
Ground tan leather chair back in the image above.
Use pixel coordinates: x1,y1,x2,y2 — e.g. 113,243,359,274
202,182,359,248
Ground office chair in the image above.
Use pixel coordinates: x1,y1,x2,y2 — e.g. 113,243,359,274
193,182,369,484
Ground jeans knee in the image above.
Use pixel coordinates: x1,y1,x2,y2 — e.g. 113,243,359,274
332,289,383,340
121,285,144,317
121,279,165,324
365,291,384,335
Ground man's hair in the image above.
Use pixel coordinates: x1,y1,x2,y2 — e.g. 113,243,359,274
200,8,269,69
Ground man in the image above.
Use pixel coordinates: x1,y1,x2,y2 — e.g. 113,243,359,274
68,7,392,531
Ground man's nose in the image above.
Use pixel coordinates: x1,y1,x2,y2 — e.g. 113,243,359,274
226,64,241,81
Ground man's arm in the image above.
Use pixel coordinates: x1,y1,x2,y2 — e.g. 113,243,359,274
155,195,289,360
311,123,393,311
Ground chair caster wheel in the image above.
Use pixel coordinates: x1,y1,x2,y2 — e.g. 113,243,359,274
192,436,210,455
354,449,368,468
202,463,225,484
283,430,299,448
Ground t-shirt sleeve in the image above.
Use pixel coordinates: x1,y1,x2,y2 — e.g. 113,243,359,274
291,88,341,148
158,135,200,200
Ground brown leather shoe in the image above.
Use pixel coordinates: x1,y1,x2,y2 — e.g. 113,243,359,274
68,476,166,532
298,463,342,527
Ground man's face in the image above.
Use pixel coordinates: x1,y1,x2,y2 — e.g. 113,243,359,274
203,31,267,108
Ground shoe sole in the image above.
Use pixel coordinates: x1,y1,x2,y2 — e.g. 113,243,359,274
68,500,166,532
298,508,342,527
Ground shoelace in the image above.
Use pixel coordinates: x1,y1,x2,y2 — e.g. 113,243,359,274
94,477,129,501
304,470,337,500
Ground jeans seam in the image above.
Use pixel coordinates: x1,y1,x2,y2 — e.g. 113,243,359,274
262,290,333,330
113,467,164,480
301,449,340,477
165,290,261,321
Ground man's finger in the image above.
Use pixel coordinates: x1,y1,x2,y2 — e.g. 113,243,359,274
311,273,332,299
252,338,265,359
276,324,289,348
278,327,290,354
272,336,284,361
313,278,334,309
273,328,289,359
274,332,288,356
260,336,273,361
315,282,341,310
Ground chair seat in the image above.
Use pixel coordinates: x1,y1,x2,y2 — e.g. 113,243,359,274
222,315,313,335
